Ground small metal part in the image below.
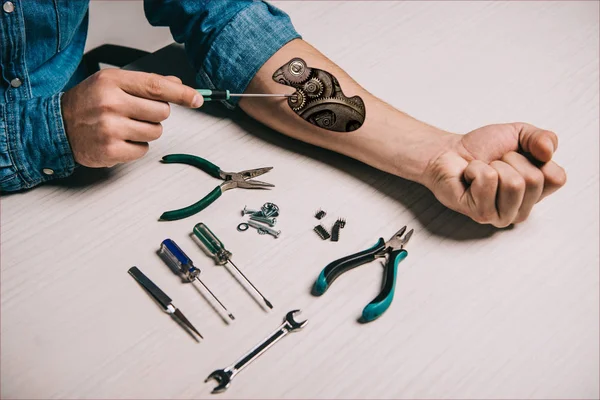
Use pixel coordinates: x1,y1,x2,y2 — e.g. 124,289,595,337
314,209,326,220
331,222,340,242
247,220,281,238
314,224,331,240
242,205,260,216
336,218,346,229
249,215,277,227
261,202,280,217
205,310,307,393
237,223,249,232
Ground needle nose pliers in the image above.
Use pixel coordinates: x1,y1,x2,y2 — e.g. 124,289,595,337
160,154,274,221
312,226,414,322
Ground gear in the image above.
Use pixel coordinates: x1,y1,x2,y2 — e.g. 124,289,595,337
348,96,365,111
300,96,365,115
288,89,307,111
303,78,324,98
282,58,312,84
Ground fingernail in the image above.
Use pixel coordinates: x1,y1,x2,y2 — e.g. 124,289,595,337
192,94,203,108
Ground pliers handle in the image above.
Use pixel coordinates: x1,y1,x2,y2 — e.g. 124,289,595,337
313,238,408,322
160,154,224,221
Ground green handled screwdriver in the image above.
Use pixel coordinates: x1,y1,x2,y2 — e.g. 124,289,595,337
193,222,273,310
197,89,293,102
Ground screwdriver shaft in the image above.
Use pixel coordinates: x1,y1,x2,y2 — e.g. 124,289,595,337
227,259,273,309
229,93,293,98
196,277,235,320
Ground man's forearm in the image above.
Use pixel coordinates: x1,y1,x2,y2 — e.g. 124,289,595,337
239,39,454,185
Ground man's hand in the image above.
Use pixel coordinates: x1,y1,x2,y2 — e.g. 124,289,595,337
424,123,567,227
61,69,203,167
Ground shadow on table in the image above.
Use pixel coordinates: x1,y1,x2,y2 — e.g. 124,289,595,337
214,106,497,242
28,101,496,241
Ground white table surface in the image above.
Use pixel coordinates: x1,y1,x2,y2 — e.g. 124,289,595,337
2,2,598,399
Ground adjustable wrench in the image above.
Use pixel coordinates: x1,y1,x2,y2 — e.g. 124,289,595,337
205,310,308,393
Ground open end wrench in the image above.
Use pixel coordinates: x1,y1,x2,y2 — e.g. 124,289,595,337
205,310,308,393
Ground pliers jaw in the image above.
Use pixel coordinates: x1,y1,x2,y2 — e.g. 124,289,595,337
220,167,275,192
385,225,414,252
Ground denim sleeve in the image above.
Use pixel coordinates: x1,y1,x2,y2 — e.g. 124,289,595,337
0,94,75,192
144,0,301,109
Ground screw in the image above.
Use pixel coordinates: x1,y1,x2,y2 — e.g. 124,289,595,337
249,215,277,227
242,205,260,216
261,203,280,218
247,220,281,238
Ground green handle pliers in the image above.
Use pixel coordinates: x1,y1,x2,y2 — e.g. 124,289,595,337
312,226,414,322
160,154,274,221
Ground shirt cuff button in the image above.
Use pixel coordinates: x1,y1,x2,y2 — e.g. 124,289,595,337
42,168,55,176
3,2,15,13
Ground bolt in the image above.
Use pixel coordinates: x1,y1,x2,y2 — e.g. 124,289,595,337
249,215,277,227
261,203,280,218
241,205,260,216
247,220,281,238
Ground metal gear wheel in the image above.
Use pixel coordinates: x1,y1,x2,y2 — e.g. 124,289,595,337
288,89,307,111
282,58,312,84
303,78,324,98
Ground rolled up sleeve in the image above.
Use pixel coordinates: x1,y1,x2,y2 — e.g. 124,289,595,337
144,0,301,109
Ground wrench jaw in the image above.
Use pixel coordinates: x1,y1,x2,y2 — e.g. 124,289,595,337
205,369,232,394
285,310,308,331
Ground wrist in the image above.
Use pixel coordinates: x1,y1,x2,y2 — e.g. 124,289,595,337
342,102,458,186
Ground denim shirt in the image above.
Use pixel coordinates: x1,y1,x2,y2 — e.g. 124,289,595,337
0,0,300,192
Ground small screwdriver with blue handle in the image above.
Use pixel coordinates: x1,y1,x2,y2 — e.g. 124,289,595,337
159,238,235,320
197,89,294,102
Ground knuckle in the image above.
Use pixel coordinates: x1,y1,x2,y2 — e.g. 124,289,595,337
94,69,114,84
149,123,163,141
179,87,191,104
158,103,170,120
104,142,120,161
482,168,498,182
505,176,525,192
98,116,116,134
475,209,495,225
523,169,544,188
146,74,164,97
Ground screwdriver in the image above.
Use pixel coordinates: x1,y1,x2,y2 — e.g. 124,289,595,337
159,238,235,320
197,89,293,102
193,222,273,310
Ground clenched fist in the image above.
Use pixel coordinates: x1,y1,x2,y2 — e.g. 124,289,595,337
61,69,203,167
424,123,567,227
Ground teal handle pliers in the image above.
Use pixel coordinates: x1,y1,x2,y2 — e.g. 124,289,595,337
160,154,274,221
312,226,414,322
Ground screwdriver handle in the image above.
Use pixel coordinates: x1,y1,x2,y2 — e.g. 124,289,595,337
193,223,231,265
159,239,200,282
197,89,229,101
